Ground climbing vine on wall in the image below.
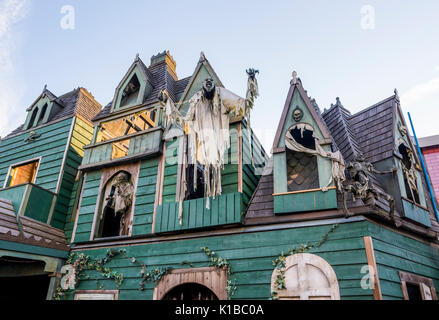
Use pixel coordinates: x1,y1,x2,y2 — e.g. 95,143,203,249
53,249,124,300
201,247,237,299
270,224,339,299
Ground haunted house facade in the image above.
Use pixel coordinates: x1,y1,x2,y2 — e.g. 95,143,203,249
1,50,439,300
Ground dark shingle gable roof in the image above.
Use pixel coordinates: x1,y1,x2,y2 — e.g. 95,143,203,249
93,60,191,122
5,88,81,138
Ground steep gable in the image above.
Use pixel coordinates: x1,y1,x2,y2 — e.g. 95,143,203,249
272,77,332,153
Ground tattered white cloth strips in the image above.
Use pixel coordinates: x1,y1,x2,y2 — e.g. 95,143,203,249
165,75,258,225
284,124,346,192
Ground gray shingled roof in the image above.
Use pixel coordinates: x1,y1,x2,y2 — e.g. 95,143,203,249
5,88,81,138
93,60,191,122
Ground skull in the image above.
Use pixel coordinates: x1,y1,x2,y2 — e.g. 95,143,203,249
293,107,303,122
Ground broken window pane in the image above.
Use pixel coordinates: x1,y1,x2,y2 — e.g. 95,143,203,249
96,109,156,144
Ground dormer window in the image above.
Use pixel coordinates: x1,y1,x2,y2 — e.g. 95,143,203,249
27,107,39,130
36,103,48,126
111,57,153,112
286,125,319,192
120,74,141,108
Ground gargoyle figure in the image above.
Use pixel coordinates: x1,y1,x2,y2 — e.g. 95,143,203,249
343,154,397,225
24,131,41,143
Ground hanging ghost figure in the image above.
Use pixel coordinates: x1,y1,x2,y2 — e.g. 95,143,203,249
163,66,259,223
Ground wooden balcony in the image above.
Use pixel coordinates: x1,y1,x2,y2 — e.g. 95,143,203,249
154,192,243,233
80,127,163,170
401,198,432,227
273,187,338,214
0,183,56,224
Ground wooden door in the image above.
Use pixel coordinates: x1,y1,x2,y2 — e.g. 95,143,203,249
271,253,340,300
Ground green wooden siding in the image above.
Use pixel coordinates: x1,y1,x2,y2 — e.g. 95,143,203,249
162,138,179,204
155,192,242,233
241,124,266,208
401,199,432,228
64,221,373,300
131,158,159,236
73,170,102,243
0,117,74,191
63,117,95,240
368,222,439,300
273,188,338,214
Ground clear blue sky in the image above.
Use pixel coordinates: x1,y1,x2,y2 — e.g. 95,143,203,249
1,0,439,151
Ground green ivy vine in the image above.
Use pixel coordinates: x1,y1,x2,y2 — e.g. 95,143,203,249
270,224,339,299
201,247,237,299
54,249,124,300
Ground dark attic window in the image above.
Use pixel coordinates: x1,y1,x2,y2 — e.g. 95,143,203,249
120,74,141,108
27,107,39,129
286,127,319,192
398,143,420,204
185,164,205,201
36,103,48,126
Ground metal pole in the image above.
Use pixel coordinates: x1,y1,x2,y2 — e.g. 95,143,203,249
407,112,439,222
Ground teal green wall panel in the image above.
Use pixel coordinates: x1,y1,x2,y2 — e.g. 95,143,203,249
274,188,337,214
65,221,373,300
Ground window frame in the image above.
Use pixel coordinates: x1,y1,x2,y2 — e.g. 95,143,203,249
399,271,437,300
3,157,42,189
74,290,119,300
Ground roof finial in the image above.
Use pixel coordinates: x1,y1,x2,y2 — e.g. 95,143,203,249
135,53,140,61
292,71,297,85
199,51,206,62
336,97,341,106
44,84,47,90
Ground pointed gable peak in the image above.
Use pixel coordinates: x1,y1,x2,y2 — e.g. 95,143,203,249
272,74,333,152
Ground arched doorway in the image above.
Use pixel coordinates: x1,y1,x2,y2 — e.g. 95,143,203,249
153,267,228,300
271,253,340,300
162,283,219,300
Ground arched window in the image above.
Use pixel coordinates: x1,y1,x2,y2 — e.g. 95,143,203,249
27,107,39,129
96,171,134,238
36,103,48,126
285,124,319,192
271,253,340,300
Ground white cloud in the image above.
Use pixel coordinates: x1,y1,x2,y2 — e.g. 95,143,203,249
435,65,439,72
401,77,439,107
400,77,439,138
0,0,30,138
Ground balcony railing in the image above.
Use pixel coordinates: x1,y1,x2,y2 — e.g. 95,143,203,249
80,127,163,170
401,198,432,227
0,183,56,224
154,192,243,233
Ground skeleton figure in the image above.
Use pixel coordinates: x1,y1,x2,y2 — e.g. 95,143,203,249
343,154,397,224
100,172,134,237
